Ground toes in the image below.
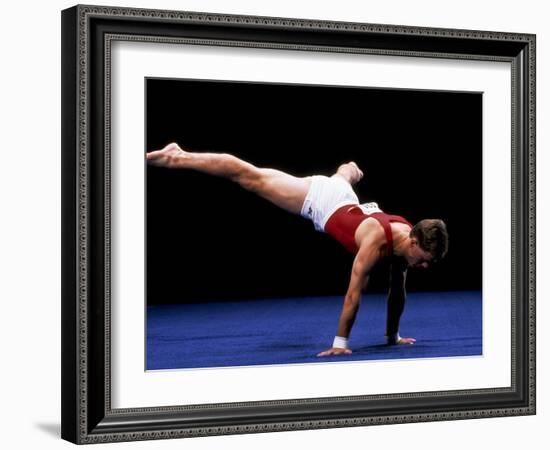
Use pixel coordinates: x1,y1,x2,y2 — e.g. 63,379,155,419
146,150,164,160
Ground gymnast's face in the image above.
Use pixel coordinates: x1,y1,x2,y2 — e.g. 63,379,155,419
406,240,433,269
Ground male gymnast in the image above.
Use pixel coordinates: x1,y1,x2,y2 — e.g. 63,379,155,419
147,143,449,357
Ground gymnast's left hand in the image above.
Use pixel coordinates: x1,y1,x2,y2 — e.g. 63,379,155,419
396,337,416,345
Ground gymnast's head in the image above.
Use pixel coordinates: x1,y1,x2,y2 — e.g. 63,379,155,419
405,219,448,269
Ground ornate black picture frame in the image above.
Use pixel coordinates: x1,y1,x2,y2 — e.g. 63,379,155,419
61,4,536,444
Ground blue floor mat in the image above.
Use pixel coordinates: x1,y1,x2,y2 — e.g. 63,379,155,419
146,291,482,370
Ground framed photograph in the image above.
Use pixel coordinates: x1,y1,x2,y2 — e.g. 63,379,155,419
61,4,536,444
145,79,482,371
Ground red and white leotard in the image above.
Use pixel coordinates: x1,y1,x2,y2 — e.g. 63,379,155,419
324,204,412,255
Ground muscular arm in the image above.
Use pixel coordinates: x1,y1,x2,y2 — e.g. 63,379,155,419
335,252,373,339
317,239,381,357
386,263,416,345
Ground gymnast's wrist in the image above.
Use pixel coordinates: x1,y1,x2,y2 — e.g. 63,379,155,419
387,332,401,344
333,336,349,349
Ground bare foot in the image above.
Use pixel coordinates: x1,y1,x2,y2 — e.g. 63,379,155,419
348,161,364,183
336,161,364,184
146,143,190,168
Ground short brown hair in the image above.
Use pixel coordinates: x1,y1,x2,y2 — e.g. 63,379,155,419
410,219,448,262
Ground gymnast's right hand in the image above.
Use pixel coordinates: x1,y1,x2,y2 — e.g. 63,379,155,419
316,347,353,357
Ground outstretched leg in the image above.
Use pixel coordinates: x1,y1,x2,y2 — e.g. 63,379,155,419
147,143,311,214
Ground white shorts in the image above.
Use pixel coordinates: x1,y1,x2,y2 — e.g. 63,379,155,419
300,175,358,231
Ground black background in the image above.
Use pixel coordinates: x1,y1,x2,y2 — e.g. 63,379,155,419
146,79,482,304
